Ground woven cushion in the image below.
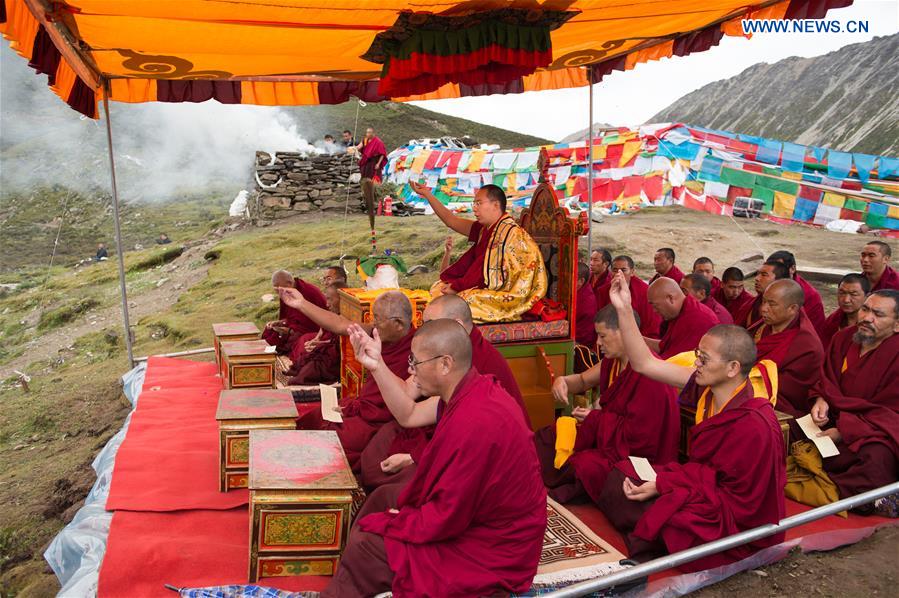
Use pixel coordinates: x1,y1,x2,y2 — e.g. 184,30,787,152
478,319,570,343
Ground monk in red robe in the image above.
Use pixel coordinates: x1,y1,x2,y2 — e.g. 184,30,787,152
262,270,327,355
810,290,899,516
535,305,679,503
768,251,826,337
713,266,754,320
681,273,733,324
575,262,599,348
359,294,527,490
287,282,347,385
648,247,684,284
860,240,899,292
323,320,546,597
355,126,387,230
589,247,613,302
597,272,786,568
645,277,718,359
735,260,790,329
276,287,414,471
750,279,824,425
597,255,661,338
692,256,722,296
413,180,546,322
820,273,870,349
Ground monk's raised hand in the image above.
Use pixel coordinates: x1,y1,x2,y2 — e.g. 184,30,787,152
608,272,632,310
409,180,431,197
551,377,570,405
380,453,414,474
348,323,382,371
810,396,829,425
277,286,305,308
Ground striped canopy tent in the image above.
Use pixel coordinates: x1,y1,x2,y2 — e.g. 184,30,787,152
0,0,852,367
2,0,851,118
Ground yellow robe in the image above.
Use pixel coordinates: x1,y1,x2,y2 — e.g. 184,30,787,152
433,215,547,323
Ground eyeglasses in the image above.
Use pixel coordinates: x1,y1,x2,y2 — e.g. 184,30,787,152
694,348,727,366
408,354,448,371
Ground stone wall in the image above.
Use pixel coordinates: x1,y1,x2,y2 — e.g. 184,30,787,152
252,151,365,221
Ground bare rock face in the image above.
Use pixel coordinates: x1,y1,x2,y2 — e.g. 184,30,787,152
251,152,367,222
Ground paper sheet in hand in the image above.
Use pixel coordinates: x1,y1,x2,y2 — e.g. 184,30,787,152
263,345,277,354
796,414,840,458
320,384,343,423
628,456,657,482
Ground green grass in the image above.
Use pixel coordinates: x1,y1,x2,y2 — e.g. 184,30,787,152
36,298,101,331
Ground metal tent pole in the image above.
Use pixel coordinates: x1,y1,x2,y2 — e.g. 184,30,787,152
102,86,135,368
542,480,899,597
586,69,594,257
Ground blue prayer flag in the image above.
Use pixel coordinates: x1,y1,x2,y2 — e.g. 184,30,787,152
792,197,819,222
782,142,807,172
852,154,877,184
879,157,899,179
827,151,852,179
756,140,782,165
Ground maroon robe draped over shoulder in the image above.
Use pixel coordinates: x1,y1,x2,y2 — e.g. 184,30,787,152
658,295,718,359
815,327,899,499
649,265,684,285
357,369,546,597
869,265,899,292
603,374,786,571
597,276,661,338
751,311,824,420
539,357,679,503
292,331,340,385
735,294,764,329
439,220,493,293
361,327,527,489
359,135,387,181
297,327,415,471
702,295,733,324
713,287,754,321
261,278,327,351
820,308,850,351
575,282,598,348
794,274,826,337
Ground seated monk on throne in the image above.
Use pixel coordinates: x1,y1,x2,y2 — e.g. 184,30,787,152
409,180,547,323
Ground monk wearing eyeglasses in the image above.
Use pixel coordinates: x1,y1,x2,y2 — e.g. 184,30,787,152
595,272,786,570
322,319,546,597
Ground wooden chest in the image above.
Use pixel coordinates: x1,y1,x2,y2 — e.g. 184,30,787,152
215,389,298,492
248,430,358,582
336,288,430,399
221,340,277,389
679,405,794,461
213,322,261,375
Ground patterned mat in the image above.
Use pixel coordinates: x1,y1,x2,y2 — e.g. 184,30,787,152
532,498,628,587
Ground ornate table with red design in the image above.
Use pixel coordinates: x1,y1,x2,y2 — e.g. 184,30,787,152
221,340,277,390
212,322,261,375
248,429,359,582
215,389,298,491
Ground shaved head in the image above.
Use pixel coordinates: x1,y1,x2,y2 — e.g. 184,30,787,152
648,277,686,320
373,291,413,327
766,279,805,307
412,319,472,371
423,294,474,331
272,269,293,287
705,325,757,376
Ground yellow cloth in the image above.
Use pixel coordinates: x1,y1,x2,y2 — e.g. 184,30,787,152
466,150,487,172
773,191,797,217
620,140,642,166
453,215,548,323
822,192,846,208
749,359,778,406
554,416,578,469
665,351,695,368
785,440,845,516
410,150,431,174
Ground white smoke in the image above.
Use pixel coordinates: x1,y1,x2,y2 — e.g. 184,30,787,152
0,43,320,201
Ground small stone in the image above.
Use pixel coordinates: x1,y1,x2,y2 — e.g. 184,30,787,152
751,569,768,577
156,278,169,288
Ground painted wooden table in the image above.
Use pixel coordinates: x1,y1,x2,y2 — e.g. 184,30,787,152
215,389,298,491
221,339,277,390
248,430,359,582
213,322,261,375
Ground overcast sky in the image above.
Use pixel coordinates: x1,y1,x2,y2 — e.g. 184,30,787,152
410,0,899,141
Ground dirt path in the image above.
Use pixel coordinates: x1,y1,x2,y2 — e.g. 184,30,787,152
0,237,218,380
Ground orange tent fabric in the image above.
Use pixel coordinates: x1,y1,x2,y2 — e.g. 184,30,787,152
0,0,851,118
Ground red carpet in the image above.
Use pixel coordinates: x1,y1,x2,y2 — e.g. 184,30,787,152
106,357,248,511
97,357,896,597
